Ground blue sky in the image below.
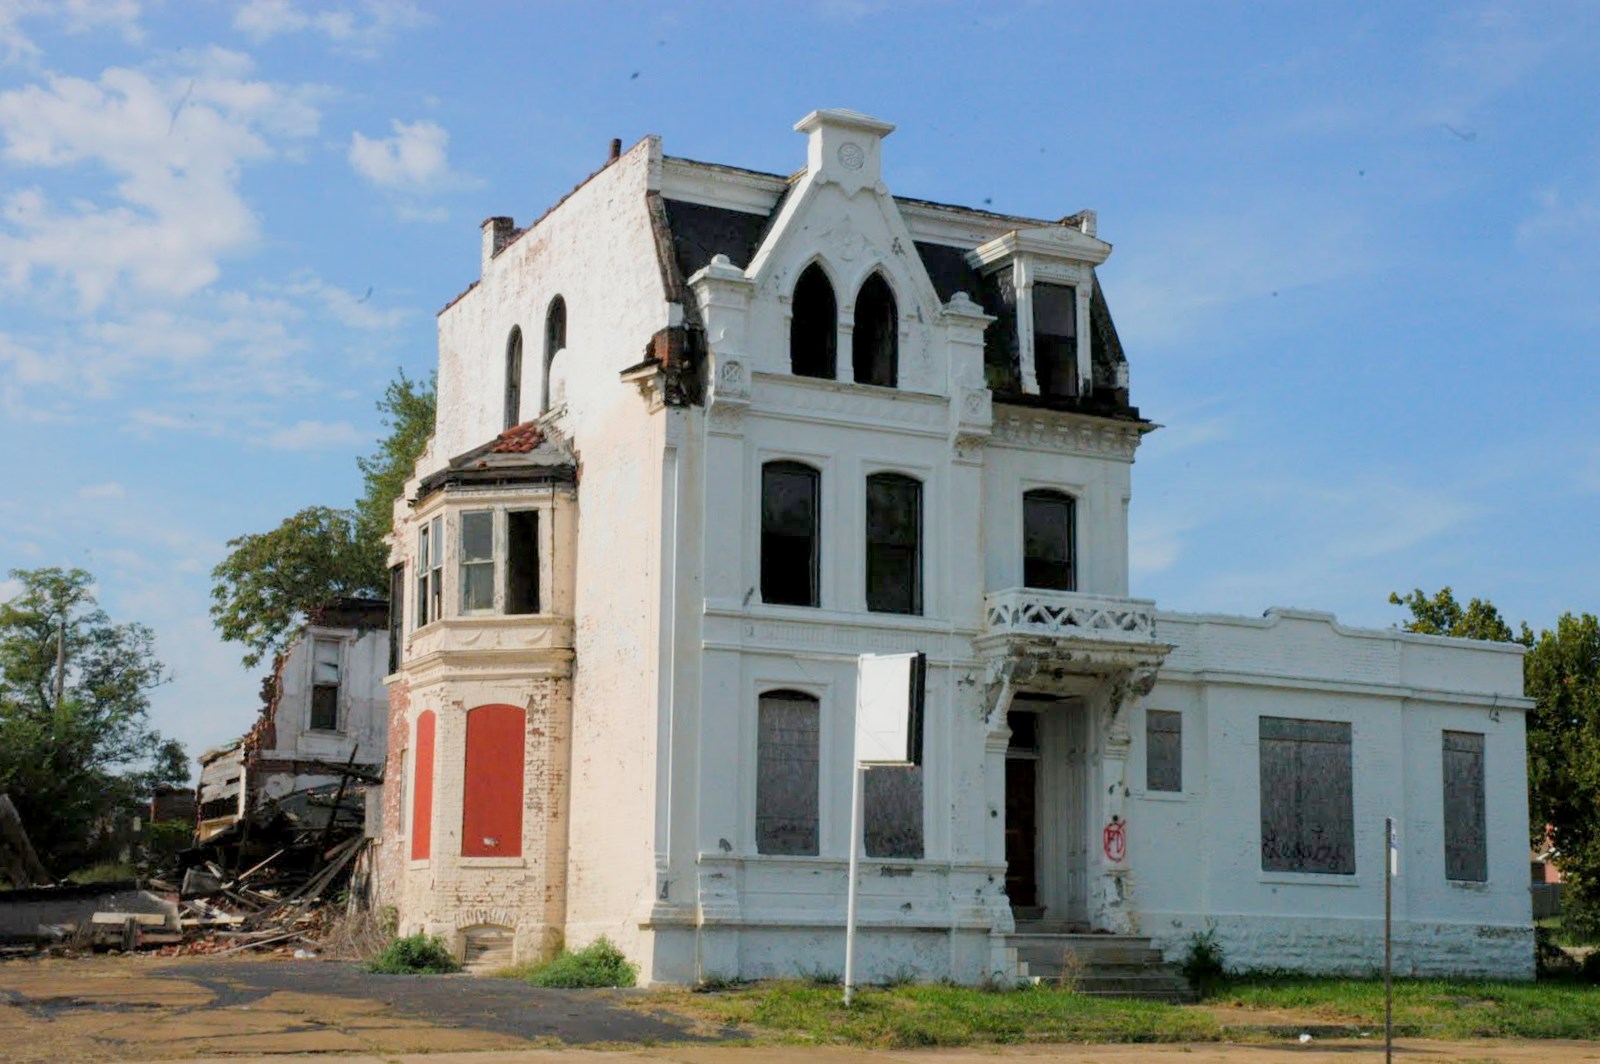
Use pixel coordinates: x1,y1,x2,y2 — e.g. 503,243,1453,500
1,1,1596,767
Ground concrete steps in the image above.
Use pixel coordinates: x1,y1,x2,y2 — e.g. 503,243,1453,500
1009,929,1195,1002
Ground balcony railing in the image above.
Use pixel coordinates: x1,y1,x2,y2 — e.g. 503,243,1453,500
982,587,1158,644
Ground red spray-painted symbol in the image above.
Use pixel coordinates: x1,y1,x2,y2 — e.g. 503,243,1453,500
1103,819,1127,863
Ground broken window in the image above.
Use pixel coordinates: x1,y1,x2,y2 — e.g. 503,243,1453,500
410,710,435,861
756,690,819,855
462,704,525,858
1033,283,1077,397
310,638,340,731
852,272,897,387
388,565,404,674
761,461,820,607
506,510,540,615
504,327,523,430
1146,710,1182,793
865,766,923,859
790,263,837,379
1443,731,1487,882
865,472,921,615
1259,717,1355,875
542,296,566,413
1022,490,1076,591
460,511,495,613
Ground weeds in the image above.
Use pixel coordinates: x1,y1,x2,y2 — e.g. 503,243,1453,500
367,932,460,975
522,936,638,988
1179,925,1226,997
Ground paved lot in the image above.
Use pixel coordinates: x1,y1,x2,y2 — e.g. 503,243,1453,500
4,956,1600,1063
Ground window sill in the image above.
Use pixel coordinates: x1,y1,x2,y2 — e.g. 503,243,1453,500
1448,878,1490,891
1135,789,1187,803
407,859,431,870
1257,870,1362,888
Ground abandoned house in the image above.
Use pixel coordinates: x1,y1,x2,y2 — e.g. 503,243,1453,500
199,599,390,841
373,110,1535,982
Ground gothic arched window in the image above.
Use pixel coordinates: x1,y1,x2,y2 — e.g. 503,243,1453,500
789,264,836,379
852,272,897,387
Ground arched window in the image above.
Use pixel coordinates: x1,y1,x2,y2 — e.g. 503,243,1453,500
756,690,819,855
462,703,525,858
504,327,523,430
852,272,897,387
410,710,436,861
789,264,836,379
1022,489,1076,591
865,472,921,615
541,296,566,414
761,461,820,607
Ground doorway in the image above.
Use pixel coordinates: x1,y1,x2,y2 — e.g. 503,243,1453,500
1004,709,1040,913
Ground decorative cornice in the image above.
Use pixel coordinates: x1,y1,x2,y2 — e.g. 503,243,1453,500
987,408,1144,458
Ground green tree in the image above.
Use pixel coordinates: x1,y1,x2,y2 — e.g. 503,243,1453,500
1391,588,1600,929
0,568,186,875
209,370,436,667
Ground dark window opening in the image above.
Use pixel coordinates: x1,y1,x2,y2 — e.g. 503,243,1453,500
1146,710,1182,792
542,296,566,413
504,327,523,430
1033,282,1077,397
388,565,404,674
865,766,923,858
506,510,540,615
1444,731,1487,882
761,461,820,607
865,472,921,614
852,272,897,387
756,690,819,855
790,263,837,379
1022,490,1076,591
1259,717,1355,875
310,638,340,731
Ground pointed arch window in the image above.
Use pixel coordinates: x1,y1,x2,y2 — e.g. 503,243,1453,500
761,461,820,607
852,272,897,387
1022,489,1076,591
789,264,837,379
541,296,566,413
504,327,523,430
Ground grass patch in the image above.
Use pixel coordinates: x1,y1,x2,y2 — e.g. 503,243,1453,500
1211,973,1600,1040
508,936,638,988
366,933,460,975
651,974,1600,1047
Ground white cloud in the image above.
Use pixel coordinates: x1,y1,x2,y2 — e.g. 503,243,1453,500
0,0,143,63
0,51,321,308
233,0,426,57
348,118,453,190
78,481,125,500
278,276,412,331
260,419,365,451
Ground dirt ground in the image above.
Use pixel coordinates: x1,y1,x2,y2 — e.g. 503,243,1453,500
3,955,1600,1064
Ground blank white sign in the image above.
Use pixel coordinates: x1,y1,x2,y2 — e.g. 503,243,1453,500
855,652,925,766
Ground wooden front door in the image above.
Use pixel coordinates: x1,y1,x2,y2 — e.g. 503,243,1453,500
1005,756,1039,908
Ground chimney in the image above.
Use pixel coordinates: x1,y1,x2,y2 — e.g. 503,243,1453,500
609,137,622,162
480,216,515,272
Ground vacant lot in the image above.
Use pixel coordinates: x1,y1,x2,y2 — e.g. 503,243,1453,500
4,955,1600,1062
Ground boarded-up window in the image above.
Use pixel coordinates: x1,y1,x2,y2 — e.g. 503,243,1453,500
865,766,923,858
865,473,921,615
506,510,540,615
1033,282,1077,397
1259,717,1354,875
761,462,820,607
756,691,819,855
410,711,435,861
1023,490,1076,591
1443,731,1487,882
310,638,340,731
460,511,494,612
852,272,898,387
1146,710,1181,793
790,264,837,379
462,704,525,858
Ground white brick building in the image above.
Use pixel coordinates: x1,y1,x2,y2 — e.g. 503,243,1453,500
374,110,1535,982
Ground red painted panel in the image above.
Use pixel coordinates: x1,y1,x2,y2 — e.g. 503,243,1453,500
410,711,436,861
462,703,525,858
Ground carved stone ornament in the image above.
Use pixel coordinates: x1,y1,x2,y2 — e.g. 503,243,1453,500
820,216,866,263
717,358,749,398
837,141,865,171
990,412,1141,459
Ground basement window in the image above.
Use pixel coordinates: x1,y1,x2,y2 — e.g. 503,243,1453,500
1443,731,1487,882
1033,283,1077,397
310,638,341,732
1259,717,1355,875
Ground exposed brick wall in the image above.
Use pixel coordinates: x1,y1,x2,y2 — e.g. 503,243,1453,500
371,679,410,908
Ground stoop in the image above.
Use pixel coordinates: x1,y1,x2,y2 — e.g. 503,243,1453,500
1008,925,1196,1002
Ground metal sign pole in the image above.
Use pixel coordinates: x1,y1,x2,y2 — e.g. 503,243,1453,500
1385,815,1394,1064
844,762,865,1006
